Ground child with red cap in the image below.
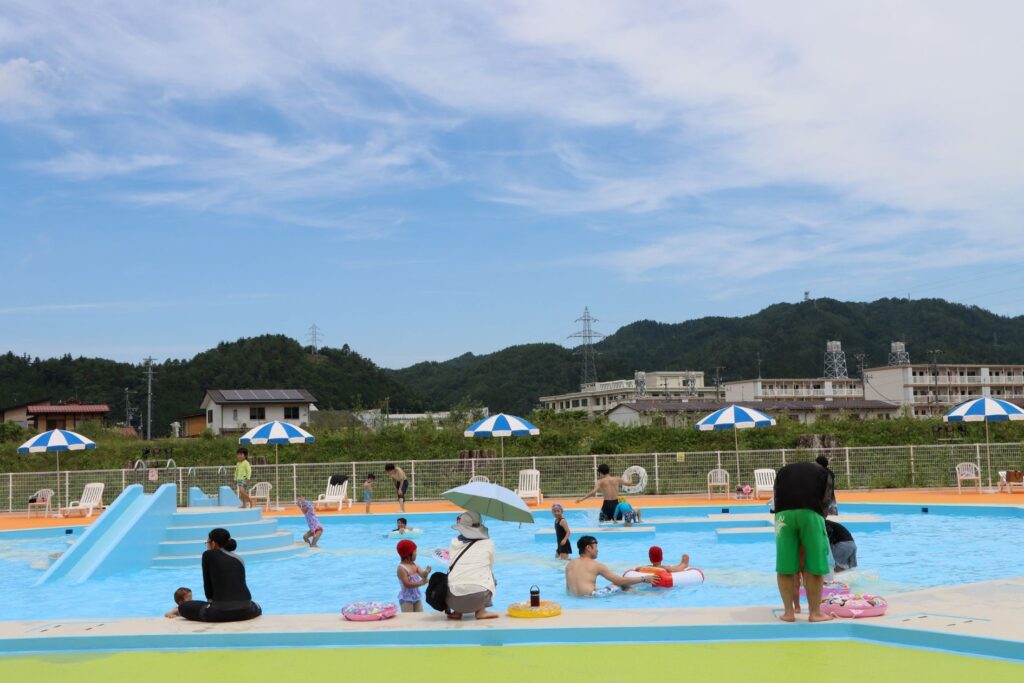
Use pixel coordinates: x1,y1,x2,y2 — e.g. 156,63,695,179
396,539,432,612
639,546,690,573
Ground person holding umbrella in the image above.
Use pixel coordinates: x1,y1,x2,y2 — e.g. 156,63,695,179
445,510,499,620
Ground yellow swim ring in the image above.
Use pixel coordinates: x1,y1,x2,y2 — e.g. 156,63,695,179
507,600,562,618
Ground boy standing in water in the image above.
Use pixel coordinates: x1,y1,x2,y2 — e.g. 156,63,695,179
235,448,253,509
363,473,376,514
384,463,409,513
576,464,637,522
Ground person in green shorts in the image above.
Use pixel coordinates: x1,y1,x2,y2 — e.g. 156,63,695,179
235,448,253,509
773,461,833,622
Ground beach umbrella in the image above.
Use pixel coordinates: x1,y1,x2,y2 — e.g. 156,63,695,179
441,481,534,524
694,404,777,453
464,413,539,458
943,397,1024,489
239,420,314,510
18,429,96,512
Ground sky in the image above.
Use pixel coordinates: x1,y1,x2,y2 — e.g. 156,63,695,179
1,1,1023,368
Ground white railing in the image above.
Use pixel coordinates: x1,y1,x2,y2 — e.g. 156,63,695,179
2,442,1022,514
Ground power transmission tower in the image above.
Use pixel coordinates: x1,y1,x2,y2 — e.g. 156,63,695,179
307,324,323,355
824,341,848,379
143,357,156,440
887,341,911,366
568,307,604,388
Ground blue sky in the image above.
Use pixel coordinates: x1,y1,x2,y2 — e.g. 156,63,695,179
2,1,1023,368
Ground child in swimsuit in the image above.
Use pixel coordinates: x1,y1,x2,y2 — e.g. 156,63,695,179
296,497,323,547
613,496,641,526
552,503,572,559
363,473,375,514
164,587,192,618
396,539,432,613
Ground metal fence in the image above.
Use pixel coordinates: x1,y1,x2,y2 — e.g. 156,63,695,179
3,442,1023,514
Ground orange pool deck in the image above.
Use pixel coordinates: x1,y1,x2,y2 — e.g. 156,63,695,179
1,488,1020,531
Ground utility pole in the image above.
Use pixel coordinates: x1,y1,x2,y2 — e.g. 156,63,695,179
928,349,942,410
756,352,762,379
855,353,867,378
143,357,155,440
714,366,725,398
124,387,132,427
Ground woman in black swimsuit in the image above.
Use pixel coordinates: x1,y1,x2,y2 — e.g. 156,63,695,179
552,503,572,559
178,528,262,622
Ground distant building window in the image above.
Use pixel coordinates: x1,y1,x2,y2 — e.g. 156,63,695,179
284,406,299,420
250,407,266,421
232,409,238,421
207,410,213,424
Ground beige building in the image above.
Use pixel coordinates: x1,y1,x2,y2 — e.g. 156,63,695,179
864,364,1024,417
606,399,899,427
724,377,864,402
540,371,722,416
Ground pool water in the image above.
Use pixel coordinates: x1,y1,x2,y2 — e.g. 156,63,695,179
2,505,1023,621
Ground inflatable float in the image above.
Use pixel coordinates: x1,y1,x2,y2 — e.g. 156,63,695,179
387,528,423,538
620,466,648,495
342,601,398,621
800,580,849,598
624,566,704,588
820,593,887,618
507,600,562,618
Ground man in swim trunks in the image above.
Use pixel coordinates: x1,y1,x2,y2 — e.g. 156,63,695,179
552,503,571,559
773,461,833,622
384,463,409,513
576,464,638,522
565,536,657,596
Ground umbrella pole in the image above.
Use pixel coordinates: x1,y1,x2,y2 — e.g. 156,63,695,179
501,437,505,488
56,452,61,517
275,444,281,510
985,421,993,490
734,428,739,455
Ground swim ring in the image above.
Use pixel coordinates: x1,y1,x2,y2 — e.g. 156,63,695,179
624,566,704,588
800,580,849,598
620,466,648,495
342,601,398,621
507,600,562,618
387,528,423,538
820,593,887,619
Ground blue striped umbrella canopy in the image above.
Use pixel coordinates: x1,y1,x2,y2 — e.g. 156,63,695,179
18,429,96,513
442,481,534,523
943,397,1024,489
238,420,315,444
239,421,314,510
464,413,540,438
694,405,777,431
943,397,1024,423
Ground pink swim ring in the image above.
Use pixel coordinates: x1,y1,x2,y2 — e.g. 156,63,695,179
342,601,398,621
820,593,887,618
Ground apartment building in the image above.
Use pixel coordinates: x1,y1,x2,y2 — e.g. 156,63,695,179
724,377,864,403
539,371,721,416
864,364,1024,417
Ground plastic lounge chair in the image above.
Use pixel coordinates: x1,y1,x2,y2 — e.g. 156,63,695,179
1002,470,1024,493
514,469,543,505
27,488,54,518
955,462,981,494
249,481,272,510
60,483,105,517
707,469,730,499
315,478,351,510
468,475,490,484
753,469,776,500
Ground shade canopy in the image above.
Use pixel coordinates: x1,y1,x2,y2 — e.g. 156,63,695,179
694,404,777,431
17,429,96,453
441,481,535,524
943,397,1024,423
464,413,539,438
238,420,315,445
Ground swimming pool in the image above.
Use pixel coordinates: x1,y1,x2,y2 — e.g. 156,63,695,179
2,504,1023,621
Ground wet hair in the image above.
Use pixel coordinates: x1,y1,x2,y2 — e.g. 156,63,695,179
208,527,237,552
577,535,597,554
384,463,396,471
597,463,610,475
173,587,191,604
815,455,830,468
397,517,407,526
236,448,248,458
366,473,376,481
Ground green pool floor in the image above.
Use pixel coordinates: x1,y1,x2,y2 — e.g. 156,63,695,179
2,641,1021,682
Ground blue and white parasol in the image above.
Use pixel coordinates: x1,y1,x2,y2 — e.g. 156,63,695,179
18,429,96,512
464,412,539,459
240,421,315,509
694,404,776,453
944,397,1024,489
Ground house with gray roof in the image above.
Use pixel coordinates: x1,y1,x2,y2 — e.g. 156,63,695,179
199,389,318,435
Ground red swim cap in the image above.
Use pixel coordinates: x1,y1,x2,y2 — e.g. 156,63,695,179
396,539,417,558
648,546,663,563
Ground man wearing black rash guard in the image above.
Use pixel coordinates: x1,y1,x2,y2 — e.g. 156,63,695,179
178,528,262,622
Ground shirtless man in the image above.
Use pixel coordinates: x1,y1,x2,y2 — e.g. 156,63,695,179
384,463,409,513
565,536,657,596
576,464,636,522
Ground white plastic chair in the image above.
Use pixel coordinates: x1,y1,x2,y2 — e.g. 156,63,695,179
315,479,351,510
60,483,105,517
707,469,730,499
515,469,543,505
955,462,981,494
28,488,54,518
249,481,272,510
753,469,776,500
468,475,490,484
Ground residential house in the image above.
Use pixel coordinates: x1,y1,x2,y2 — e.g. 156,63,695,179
199,389,318,435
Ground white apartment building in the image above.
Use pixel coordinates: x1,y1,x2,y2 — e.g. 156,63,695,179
539,371,722,416
200,389,317,435
864,364,1024,417
724,377,864,402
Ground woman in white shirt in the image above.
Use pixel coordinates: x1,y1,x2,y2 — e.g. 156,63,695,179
446,510,499,620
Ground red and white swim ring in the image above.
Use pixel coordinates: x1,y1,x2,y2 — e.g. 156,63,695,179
624,566,704,588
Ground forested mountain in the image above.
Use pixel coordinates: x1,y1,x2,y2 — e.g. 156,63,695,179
2,299,1023,430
